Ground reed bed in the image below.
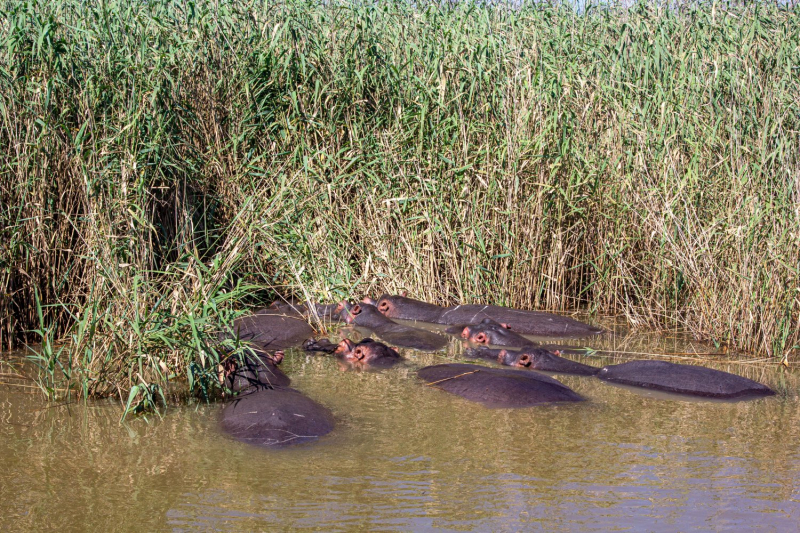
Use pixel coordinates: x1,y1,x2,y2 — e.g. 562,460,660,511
1,0,798,405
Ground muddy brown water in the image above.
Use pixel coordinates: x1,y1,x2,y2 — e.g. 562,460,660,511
1,317,799,531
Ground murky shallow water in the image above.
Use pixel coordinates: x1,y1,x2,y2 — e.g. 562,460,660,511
1,318,799,531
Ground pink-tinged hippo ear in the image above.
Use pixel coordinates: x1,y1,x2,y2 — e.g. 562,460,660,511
272,351,285,365
460,327,471,339
500,323,511,330
497,349,509,363
361,296,377,305
400,290,408,297
554,350,562,356
335,338,355,356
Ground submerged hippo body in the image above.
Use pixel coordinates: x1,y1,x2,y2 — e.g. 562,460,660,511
449,318,533,348
418,363,584,408
220,388,334,447
224,350,291,392
377,295,602,337
228,310,315,351
597,360,775,399
344,303,448,352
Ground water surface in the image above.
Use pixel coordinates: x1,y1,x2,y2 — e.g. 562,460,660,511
1,319,798,531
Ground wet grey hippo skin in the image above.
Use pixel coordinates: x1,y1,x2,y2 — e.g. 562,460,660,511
220,387,334,447
227,309,315,351
377,294,603,337
447,318,533,348
343,302,448,352
222,350,291,392
463,346,600,376
417,363,584,407
597,360,775,399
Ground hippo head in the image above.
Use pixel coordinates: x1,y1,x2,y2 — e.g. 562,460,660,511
336,338,399,362
460,318,512,345
498,349,530,367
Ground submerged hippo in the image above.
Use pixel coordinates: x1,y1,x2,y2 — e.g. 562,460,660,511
343,302,448,351
448,318,533,348
227,309,315,351
418,363,584,407
222,349,291,392
304,337,402,368
597,360,775,399
463,346,599,376
376,294,602,337
220,387,334,447
498,348,600,376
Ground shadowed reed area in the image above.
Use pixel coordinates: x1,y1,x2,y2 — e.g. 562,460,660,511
1,0,799,406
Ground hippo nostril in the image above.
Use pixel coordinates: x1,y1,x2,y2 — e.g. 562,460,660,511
475,333,487,343
352,304,361,315
519,355,531,366
354,348,365,360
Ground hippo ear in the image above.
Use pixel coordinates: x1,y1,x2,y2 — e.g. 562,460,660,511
497,350,508,362
554,350,562,356
500,323,511,330
460,327,470,339
400,290,408,297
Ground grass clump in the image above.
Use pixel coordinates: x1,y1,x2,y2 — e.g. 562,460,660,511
1,0,798,405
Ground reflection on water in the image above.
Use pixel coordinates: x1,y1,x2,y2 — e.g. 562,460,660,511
1,318,799,531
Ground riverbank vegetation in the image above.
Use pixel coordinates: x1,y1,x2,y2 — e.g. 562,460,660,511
1,0,798,405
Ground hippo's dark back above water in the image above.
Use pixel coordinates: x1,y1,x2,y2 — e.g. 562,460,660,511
597,360,775,399
377,294,602,337
417,363,584,408
220,388,335,447
227,310,315,351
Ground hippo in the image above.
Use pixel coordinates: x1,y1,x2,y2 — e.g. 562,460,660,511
417,363,584,407
596,360,775,399
226,309,315,351
220,387,334,447
222,349,291,392
376,294,602,337
342,302,448,351
498,348,600,376
304,337,402,368
448,318,533,348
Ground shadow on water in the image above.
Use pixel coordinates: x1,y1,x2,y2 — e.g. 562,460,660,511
1,318,799,531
